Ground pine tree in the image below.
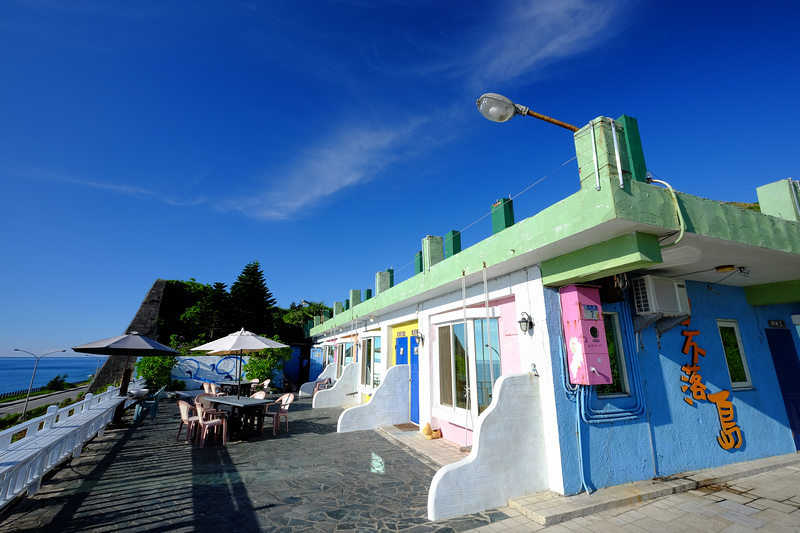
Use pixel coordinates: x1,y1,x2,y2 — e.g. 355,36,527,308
230,261,277,334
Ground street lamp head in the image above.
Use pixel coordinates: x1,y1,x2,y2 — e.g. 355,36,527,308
476,93,527,123
477,92,580,132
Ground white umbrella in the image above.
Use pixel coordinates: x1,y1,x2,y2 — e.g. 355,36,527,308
191,328,289,397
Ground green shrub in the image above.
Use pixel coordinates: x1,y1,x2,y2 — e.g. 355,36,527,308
135,356,178,390
46,374,69,391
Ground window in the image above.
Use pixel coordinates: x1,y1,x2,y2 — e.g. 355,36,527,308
437,317,502,415
474,319,501,413
438,323,467,409
323,345,335,367
361,337,382,388
717,320,752,389
336,342,354,378
596,312,630,396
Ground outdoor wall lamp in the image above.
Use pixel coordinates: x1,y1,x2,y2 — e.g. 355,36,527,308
415,333,425,347
476,93,579,132
518,312,534,333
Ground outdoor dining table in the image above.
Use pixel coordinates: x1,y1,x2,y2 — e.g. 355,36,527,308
210,396,269,440
218,380,253,397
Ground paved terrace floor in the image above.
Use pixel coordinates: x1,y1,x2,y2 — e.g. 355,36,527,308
2,394,799,532
0,396,502,532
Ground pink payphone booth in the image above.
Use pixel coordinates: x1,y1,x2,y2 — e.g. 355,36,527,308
560,285,613,386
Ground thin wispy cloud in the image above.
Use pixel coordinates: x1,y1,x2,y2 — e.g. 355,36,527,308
217,118,427,220
211,1,627,221
466,0,625,91
5,162,155,197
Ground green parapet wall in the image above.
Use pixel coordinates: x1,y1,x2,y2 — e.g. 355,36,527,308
541,232,663,287
491,198,515,234
745,280,800,306
618,115,647,183
445,230,461,257
757,179,800,222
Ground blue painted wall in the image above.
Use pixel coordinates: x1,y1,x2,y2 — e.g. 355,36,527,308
549,281,798,495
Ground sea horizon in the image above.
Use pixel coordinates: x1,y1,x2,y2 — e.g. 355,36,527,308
0,356,108,396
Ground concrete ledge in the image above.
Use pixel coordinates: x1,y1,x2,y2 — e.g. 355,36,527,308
509,453,800,526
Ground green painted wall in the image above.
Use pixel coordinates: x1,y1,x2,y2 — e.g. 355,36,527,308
541,232,662,286
312,117,800,336
757,179,800,222
745,280,800,306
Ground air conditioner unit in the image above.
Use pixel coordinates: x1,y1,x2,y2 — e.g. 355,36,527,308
632,275,690,316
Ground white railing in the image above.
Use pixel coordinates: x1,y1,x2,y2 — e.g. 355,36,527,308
0,382,141,510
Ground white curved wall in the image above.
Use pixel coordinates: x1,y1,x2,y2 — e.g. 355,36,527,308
298,363,338,397
312,362,359,408
428,372,548,520
338,364,410,432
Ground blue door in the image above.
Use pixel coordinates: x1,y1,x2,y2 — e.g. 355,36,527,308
409,336,420,424
766,328,800,450
395,336,419,424
395,337,408,365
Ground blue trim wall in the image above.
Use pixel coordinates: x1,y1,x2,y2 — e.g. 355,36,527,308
549,281,798,495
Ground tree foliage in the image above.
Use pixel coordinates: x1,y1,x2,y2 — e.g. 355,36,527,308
242,335,294,385
45,374,70,391
135,355,182,390
230,260,277,334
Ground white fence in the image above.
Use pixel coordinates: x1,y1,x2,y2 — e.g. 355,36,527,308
0,383,139,510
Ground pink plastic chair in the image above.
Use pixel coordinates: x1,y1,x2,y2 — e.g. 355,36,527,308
195,402,227,448
250,391,266,399
265,393,294,436
195,393,227,418
176,400,200,443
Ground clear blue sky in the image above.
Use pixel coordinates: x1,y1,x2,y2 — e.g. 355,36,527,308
2,1,798,357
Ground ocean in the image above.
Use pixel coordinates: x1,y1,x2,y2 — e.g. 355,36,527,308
0,356,108,395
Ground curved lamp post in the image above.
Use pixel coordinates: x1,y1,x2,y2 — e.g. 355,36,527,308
476,93,579,132
85,354,104,377
14,348,66,420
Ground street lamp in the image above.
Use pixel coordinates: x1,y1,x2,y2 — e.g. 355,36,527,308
476,93,579,132
85,354,104,377
14,348,66,420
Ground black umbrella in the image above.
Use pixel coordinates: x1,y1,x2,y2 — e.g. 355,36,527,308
72,331,178,405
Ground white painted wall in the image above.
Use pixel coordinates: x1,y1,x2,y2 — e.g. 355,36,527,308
298,363,338,397
515,267,567,494
427,372,548,521
338,364,410,432
312,362,359,408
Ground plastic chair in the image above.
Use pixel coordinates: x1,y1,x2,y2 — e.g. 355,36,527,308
210,383,226,396
195,393,227,418
265,393,294,436
202,382,211,394
195,402,227,448
261,379,271,391
250,391,266,399
176,400,200,443
312,378,332,396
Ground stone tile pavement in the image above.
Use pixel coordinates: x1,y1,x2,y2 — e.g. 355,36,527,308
1,393,798,532
0,396,507,532
461,457,800,532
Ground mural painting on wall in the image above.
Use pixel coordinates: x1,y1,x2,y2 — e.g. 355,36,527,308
680,317,744,450
175,355,246,383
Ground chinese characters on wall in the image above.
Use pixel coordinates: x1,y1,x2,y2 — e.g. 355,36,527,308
680,317,743,450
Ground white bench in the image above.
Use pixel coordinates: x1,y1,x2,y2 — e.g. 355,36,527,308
0,384,138,510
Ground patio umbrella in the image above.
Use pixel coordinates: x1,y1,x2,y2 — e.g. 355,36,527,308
72,331,178,398
191,328,288,398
